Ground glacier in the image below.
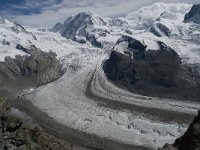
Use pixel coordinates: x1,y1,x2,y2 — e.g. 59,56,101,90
1,2,200,150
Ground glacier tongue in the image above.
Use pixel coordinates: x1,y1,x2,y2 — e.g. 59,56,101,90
24,40,200,149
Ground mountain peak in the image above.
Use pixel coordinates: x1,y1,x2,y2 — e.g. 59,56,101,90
51,12,110,47
70,12,106,26
51,12,107,32
75,12,96,19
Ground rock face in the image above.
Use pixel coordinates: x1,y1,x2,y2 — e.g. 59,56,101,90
159,110,200,150
184,4,200,24
114,35,147,60
0,44,63,87
104,39,200,101
150,22,171,37
0,98,10,116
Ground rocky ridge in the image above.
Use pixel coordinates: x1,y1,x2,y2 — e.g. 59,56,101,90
0,44,63,97
104,36,200,101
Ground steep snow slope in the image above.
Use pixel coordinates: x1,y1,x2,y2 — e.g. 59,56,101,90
51,12,129,49
0,18,36,61
124,3,200,64
0,17,103,66
126,3,191,26
51,12,113,47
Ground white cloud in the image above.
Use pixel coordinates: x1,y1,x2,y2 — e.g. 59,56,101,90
6,0,199,27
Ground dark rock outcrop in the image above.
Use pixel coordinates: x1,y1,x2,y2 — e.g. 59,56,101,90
184,4,200,24
0,45,63,96
114,35,147,60
159,110,200,150
104,40,200,101
0,98,10,116
150,22,171,37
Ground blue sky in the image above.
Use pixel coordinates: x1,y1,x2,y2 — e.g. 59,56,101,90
0,0,39,15
0,0,62,15
0,0,199,27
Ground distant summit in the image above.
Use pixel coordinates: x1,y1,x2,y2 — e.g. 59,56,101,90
51,12,110,47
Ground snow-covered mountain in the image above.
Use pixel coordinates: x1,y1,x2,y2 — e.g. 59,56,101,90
0,18,37,61
2,2,199,64
122,3,200,64
0,16,102,65
1,2,200,150
50,3,200,64
51,12,112,47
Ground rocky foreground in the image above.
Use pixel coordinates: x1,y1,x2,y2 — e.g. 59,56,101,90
160,110,200,150
0,98,89,150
